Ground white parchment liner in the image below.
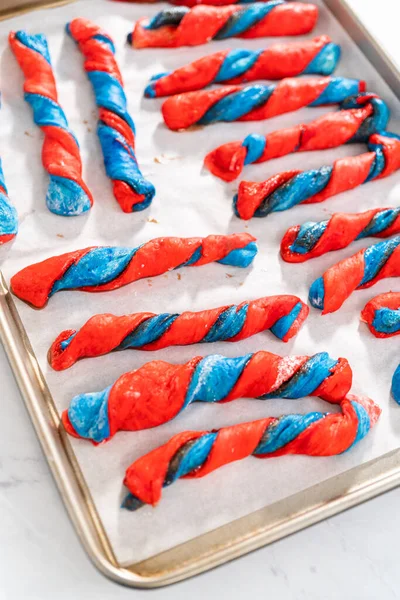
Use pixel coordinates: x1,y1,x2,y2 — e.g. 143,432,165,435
0,0,399,565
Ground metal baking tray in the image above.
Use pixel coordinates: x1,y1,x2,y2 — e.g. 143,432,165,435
1,0,400,588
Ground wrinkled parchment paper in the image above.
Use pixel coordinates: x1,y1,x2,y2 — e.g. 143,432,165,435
1,0,400,566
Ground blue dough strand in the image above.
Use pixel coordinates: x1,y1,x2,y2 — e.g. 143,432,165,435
119,314,179,349
51,247,138,293
346,401,371,451
214,2,282,40
270,301,303,339
392,365,400,404
262,352,338,399
372,307,400,335
255,412,324,454
303,43,341,76
0,159,18,239
68,386,112,443
360,236,400,285
183,353,252,409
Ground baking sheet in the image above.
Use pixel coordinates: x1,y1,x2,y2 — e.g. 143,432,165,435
1,0,400,567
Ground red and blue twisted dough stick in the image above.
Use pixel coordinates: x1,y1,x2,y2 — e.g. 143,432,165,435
0,159,18,245
206,93,389,182
162,77,365,130
10,233,257,308
309,236,400,314
62,350,352,443
144,35,341,98
67,18,155,213
49,295,309,371
234,132,400,220
129,3,319,49
281,207,400,263
122,394,381,510
361,292,400,338
9,31,93,216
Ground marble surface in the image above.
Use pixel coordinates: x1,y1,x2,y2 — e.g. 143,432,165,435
1,0,400,598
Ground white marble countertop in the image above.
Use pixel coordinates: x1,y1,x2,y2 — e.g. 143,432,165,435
1,1,400,598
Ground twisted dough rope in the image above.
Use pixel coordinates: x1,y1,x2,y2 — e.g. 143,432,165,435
361,292,400,338
162,77,364,130
122,394,381,510
49,295,309,371
129,3,319,49
392,365,400,404
9,31,93,216
206,93,389,182
67,18,155,213
10,233,257,308
309,236,400,314
234,132,400,220
62,351,352,442
281,207,400,263
144,35,340,98
0,159,18,245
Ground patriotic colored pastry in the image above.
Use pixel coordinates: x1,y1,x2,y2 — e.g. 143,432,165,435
10,233,257,308
392,365,400,404
162,77,365,130
144,36,341,98
49,295,309,371
62,351,352,442
67,18,155,213
281,207,400,263
129,3,319,49
309,236,400,314
234,132,400,220
122,394,381,510
9,31,93,216
0,159,18,245
361,292,400,338
206,93,389,182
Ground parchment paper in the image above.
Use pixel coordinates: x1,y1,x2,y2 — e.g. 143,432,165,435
1,0,400,566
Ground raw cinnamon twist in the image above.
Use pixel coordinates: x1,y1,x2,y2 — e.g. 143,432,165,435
129,2,319,49
309,236,400,314
234,132,400,220
122,394,381,510
361,292,400,338
392,365,400,404
206,93,389,182
144,36,340,98
9,31,93,216
10,233,257,308
0,159,18,245
281,207,400,263
62,351,352,442
67,18,155,213
162,77,365,130
49,295,309,370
